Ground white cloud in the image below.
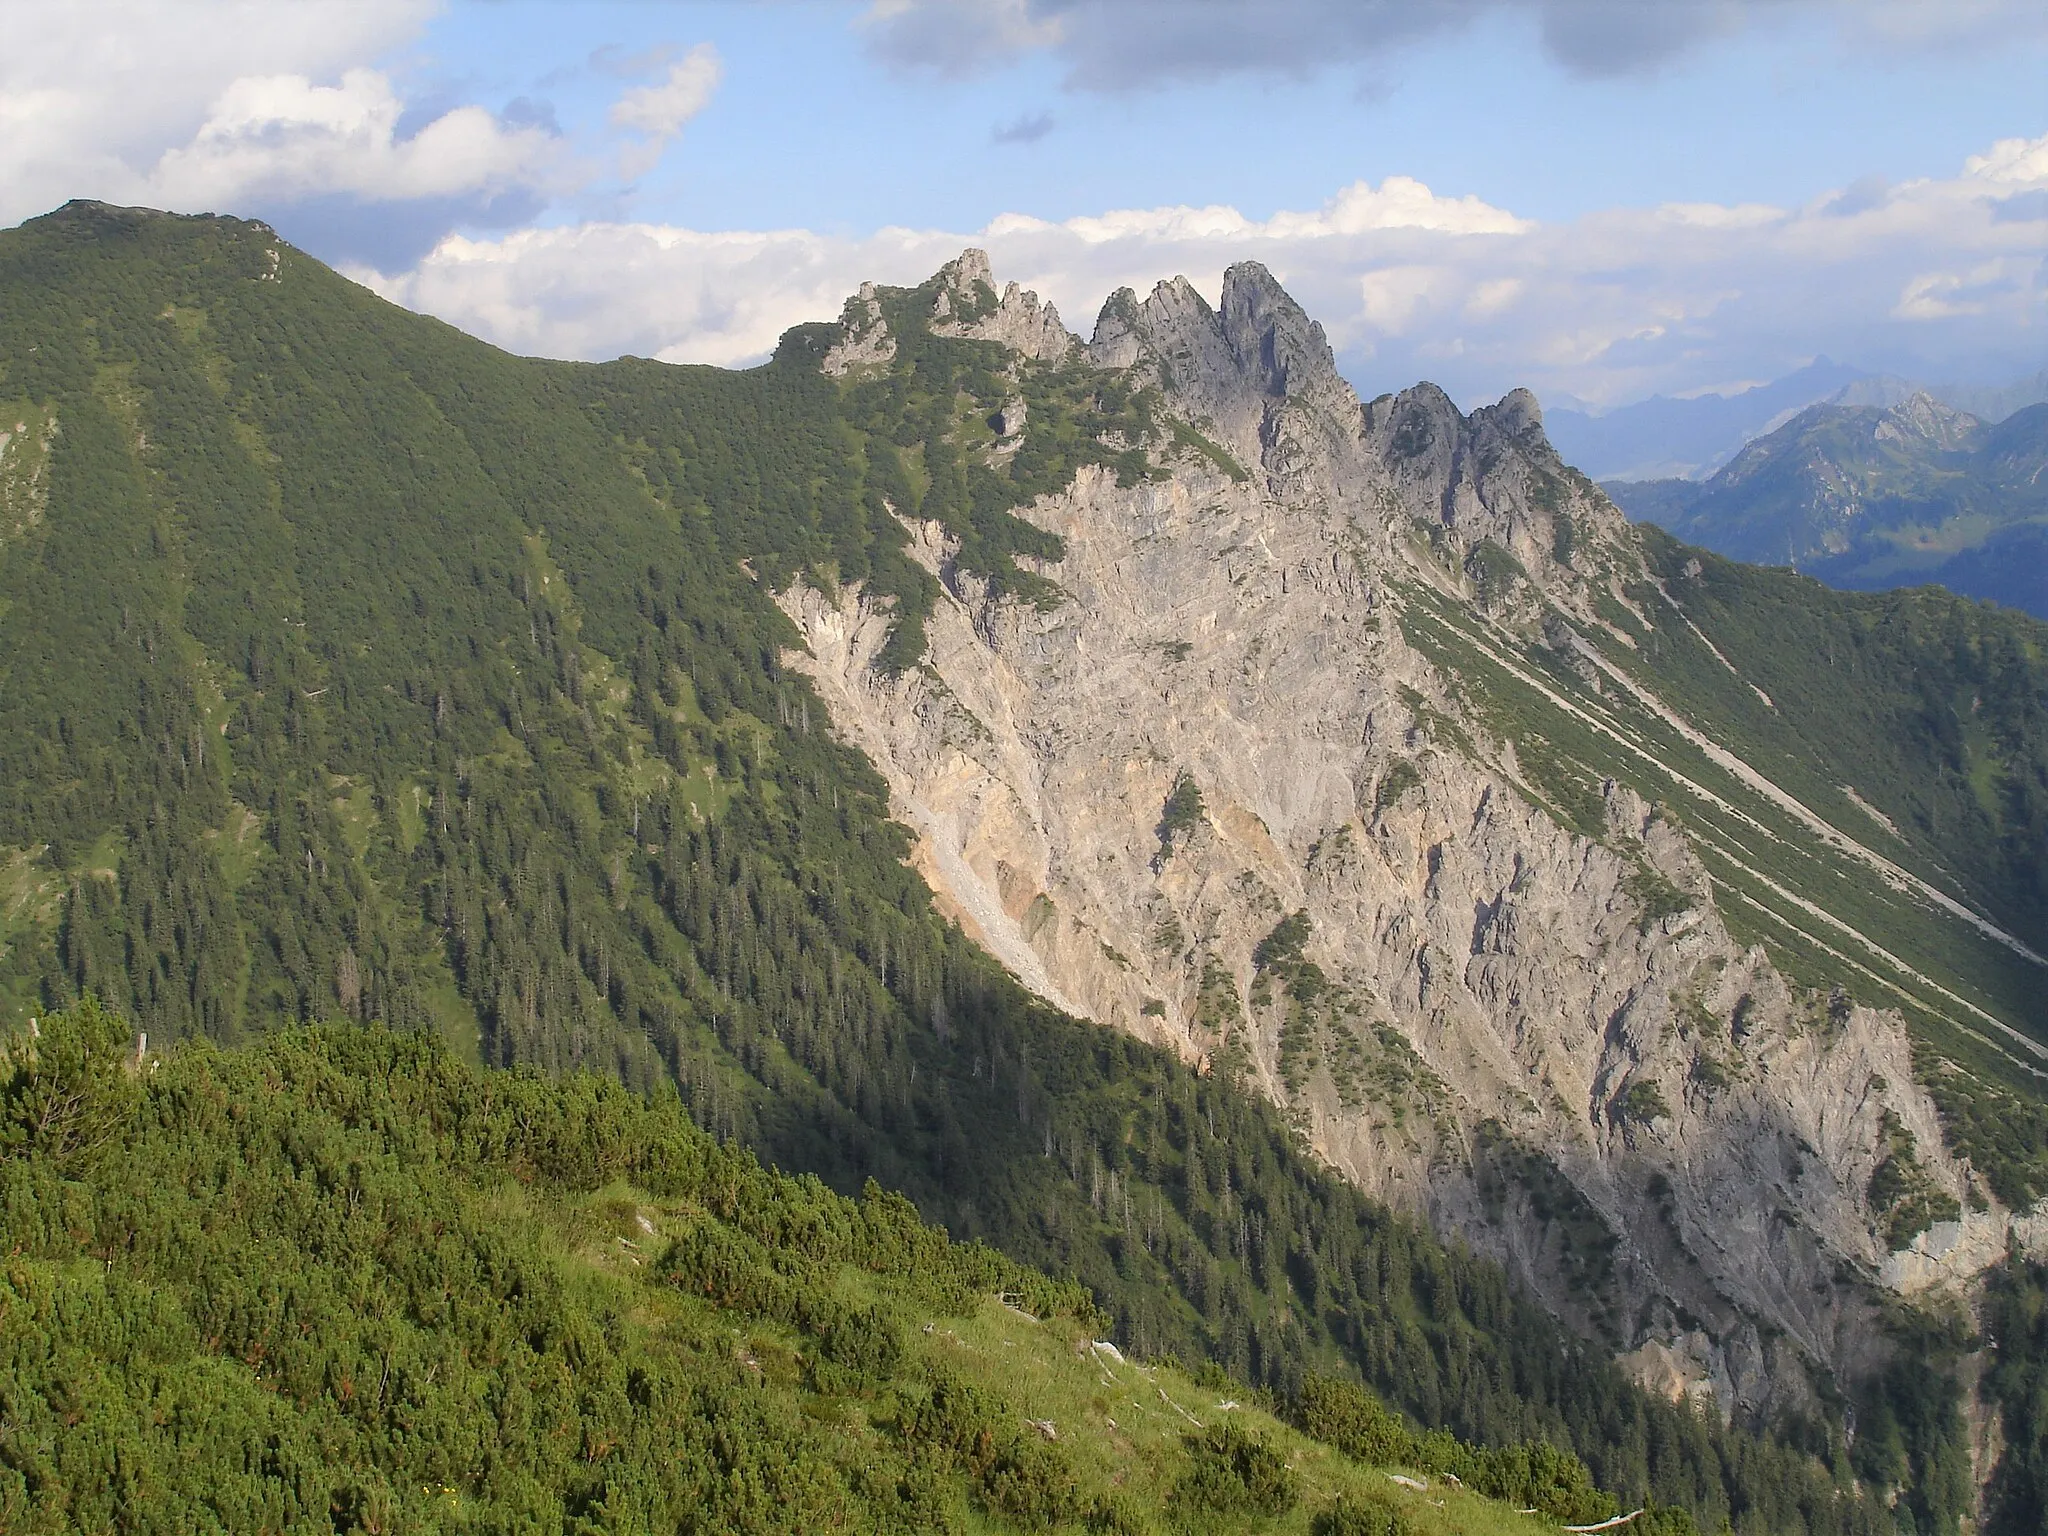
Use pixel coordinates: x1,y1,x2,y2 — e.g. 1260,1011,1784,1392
0,0,435,224
358,222,967,367
149,69,563,208
1966,133,2048,186
609,43,722,141
360,134,2048,408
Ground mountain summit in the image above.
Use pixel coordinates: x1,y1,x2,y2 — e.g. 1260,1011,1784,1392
780,251,2048,1428
1609,391,2048,617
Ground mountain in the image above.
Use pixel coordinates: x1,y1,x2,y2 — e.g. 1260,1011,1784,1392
4,200,2045,1531
1541,360,1872,481
785,256,2048,1451
1606,394,2048,618
1545,365,2048,484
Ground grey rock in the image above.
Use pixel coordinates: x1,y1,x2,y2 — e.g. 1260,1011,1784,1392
784,255,2006,1420
931,248,1076,362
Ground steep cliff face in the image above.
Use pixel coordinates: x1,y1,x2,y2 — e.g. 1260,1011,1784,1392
777,254,2036,1417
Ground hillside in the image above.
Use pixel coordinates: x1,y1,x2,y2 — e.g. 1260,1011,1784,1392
0,200,2039,1533
1606,395,2048,618
3,1000,1652,1535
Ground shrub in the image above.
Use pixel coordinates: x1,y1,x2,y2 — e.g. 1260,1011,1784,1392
0,997,140,1173
1294,1374,1417,1467
1174,1422,1297,1519
1155,772,1206,866
1313,1494,1411,1536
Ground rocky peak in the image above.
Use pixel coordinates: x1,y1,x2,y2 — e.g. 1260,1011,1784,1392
1366,381,1626,589
822,280,895,378
929,248,1075,362
936,247,995,295
1087,264,1369,494
1217,260,1342,403
1875,391,1981,451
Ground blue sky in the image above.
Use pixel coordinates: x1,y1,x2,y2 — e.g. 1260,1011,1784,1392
401,1,2048,236
8,2,2048,407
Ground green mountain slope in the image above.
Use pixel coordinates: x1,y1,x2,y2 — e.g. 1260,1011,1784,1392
1395,524,2048,1206
5,1000,1637,1536
1606,394,2048,618
0,202,1972,1533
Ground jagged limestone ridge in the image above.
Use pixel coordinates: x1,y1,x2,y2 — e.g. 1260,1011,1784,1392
788,249,2048,1422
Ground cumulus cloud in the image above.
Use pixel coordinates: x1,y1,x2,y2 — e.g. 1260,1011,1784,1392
0,0,582,269
855,0,2048,86
360,135,2048,408
0,0,434,224
609,43,722,141
148,70,562,209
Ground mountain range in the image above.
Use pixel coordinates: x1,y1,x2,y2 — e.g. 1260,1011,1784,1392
7,201,2048,1534
1606,393,2048,619
1545,363,2048,482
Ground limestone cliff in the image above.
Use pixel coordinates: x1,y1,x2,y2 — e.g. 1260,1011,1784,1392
778,254,2042,1418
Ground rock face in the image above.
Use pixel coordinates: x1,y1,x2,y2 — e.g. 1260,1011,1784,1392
930,249,1075,362
823,282,896,378
781,254,1995,1418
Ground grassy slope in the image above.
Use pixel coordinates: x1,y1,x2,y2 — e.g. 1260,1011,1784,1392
0,1002,1563,1536
1393,521,2048,1206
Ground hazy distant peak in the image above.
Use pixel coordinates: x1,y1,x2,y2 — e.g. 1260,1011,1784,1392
1874,391,1981,450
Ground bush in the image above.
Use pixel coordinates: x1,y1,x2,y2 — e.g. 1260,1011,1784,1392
899,1368,1082,1527
1174,1422,1297,1519
1155,772,1206,866
1312,1494,1411,1536
1294,1374,1417,1467
0,998,140,1173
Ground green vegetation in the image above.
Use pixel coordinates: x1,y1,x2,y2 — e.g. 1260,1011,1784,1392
1615,1079,1672,1125
1982,1257,2048,1536
1175,1423,1298,1520
0,999,1608,1536
1155,772,1207,867
1371,760,1424,819
0,204,1980,1534
1166,418,1250,483
1866,1109,1963,1250
1295,1376,1619,1529
1621,861,1693,934
1464,540,1527,611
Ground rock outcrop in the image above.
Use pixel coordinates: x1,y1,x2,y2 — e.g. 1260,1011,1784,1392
823,281,896,377
783,253,2005,1419
930,248,1075,362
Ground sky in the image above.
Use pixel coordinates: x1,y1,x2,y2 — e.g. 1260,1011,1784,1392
5,0,2048,410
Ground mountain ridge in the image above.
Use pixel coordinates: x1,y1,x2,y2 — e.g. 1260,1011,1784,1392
2,199,2041,1533
772,255,2048,1436
1544,364,2048,483
1605,392,2048,618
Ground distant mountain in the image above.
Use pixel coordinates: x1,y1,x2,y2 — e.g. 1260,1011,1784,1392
1606,393,2048,617
1550,363,2048,482
1543,358,1870,480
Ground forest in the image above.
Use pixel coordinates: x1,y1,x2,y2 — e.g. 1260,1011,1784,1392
7,997,1638,1533
0,200,2030,1533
